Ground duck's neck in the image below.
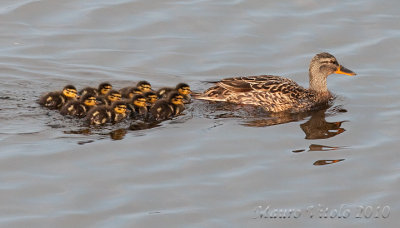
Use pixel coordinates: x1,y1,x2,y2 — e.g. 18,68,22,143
309,72,329,96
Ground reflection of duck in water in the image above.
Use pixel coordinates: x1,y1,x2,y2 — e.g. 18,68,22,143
194,53,356,113
300,109,346,139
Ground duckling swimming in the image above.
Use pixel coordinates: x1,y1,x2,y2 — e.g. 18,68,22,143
150,92,185,121
143,91,158,110
79,87,99,97
98,82,112,96
136,81,152,93
126,94,148,119
86,101,128,125
60,93,97,118
157,83,191,102
194,53,356,113
39,85,78,110
119,86,143,99
97,90,121,106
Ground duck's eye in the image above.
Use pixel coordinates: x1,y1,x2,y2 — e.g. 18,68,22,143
67,89,77,94
87,98,96,101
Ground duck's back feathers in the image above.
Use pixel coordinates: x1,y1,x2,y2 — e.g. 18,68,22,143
196,75,321,112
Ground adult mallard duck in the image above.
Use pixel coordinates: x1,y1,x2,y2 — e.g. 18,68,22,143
150,91,185,120
86,101,128,125
39,85,78,110
194,53,356,113
60,93,97,118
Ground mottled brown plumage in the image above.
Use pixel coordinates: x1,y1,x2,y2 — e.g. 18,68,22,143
194,53,356,113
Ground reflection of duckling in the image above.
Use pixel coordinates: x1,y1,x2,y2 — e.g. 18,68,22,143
60,93,97,118
127,94,148,119
39,85,78,110
120,86,143,99
79,87,99,97
150,92,184,120
97,90,121,106
136,81,152,93
143,91,158,110
86,101,128,125
98,82,112,96
157,83,191,102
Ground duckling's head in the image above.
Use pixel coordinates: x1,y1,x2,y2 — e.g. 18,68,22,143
99,82,112,95
310,53,356,78
137,81,152,92
131,94,147,107
127,87,143,98
176,83,191,96
81,93,97,107
112,101,127,114
168,92,184,105
62,85,78,98
106,90,122,102
144,91,158,104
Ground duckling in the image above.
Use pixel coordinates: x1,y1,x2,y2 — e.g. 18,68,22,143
157,83,191,102
136,80,153,93
98,82,112,96
150,91,185,120
86,101,128,125
143,91,158,110
119,86,143,99
97,90,122,106
79,87,99,97
126,94,148,119
39,85,78,110
60,93,97,118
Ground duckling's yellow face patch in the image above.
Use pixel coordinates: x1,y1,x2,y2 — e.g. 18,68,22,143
178,87,191,95
134,98,147,107
101,86,112,95
139,85,152,92
63,89,78,98
147,95,158,104
171,95,184,105
108,93,122,102
114,105,127,114
84,97,97,106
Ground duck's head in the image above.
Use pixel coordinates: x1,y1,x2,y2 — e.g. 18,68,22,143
168,92,184,105
99,82,112,95
176,83,191,96
62,85,78,99
127,87,143,98
131,94,147,107
106,90,122,102
137,81,152,93
81,93,97,106
310,52,356,77
112,101,127,114
144,91,158,104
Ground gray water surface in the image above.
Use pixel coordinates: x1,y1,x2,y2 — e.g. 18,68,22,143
0,0,399,227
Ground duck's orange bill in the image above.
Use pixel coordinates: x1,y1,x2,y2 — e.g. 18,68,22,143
335,65,356,76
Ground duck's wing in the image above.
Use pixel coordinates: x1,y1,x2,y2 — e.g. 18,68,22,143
218,75,304,95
